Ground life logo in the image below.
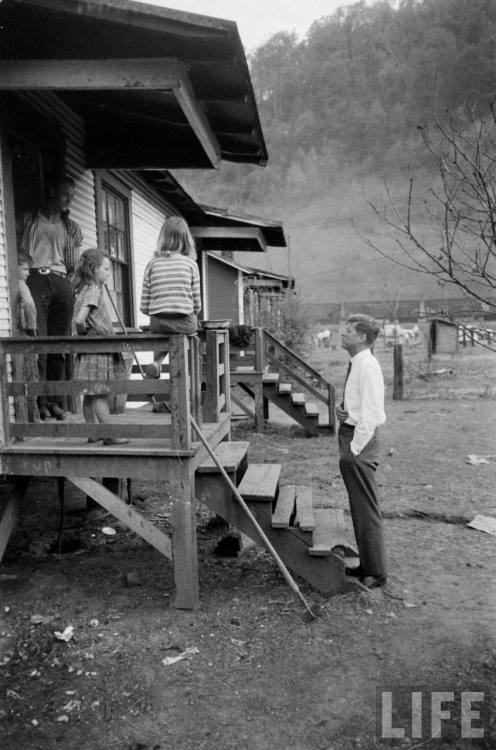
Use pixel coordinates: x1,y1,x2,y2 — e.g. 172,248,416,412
376,686,491,741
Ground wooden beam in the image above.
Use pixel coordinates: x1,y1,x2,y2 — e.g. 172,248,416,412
0,58,221,168
190,226,267,252
173,75,221,169
0,57,185,91
67,477,173,561
0,478,31,562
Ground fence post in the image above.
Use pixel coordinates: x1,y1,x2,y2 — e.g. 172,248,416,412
393,343,403,401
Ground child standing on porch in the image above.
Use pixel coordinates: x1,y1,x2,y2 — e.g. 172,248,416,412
140,216,201,378
72,248,129,445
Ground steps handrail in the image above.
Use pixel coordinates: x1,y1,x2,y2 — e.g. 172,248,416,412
261,328,331,390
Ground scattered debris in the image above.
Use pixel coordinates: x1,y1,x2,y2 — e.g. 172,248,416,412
89,619,99,628
466,454,490,465
30,614,50,625
101,526,117,536
403,601,417,608
467,515,496,536
54,625,74,642
161,646,199,666
56,715,69,723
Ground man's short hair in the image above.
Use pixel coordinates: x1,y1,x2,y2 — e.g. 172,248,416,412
347,314,380,345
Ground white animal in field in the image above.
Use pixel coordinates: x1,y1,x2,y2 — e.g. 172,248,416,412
382,323,420,345
315,328,331,347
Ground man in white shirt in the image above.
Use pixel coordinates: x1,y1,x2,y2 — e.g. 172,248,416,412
336,314,387,589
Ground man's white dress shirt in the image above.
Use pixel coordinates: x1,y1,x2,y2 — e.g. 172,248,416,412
343,348,386,455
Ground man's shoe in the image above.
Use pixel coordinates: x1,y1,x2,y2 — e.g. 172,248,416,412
49,404,66,421
101,437,130,445
361,574,387,589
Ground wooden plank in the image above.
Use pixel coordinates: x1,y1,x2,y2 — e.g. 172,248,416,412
305,401,320,416
0,57,187,90
291,392,305,405
68,477,173,561
169,337,191,450
8,379,172,397
271,485,296,528
1,334,174,356
196,441,249,474
262,372,279,383
237,463,281,502
190,226,266,251
10,422,172,440
230,391,254,419
278,382,291,395
0,478,31,562
174,72,222,168
308,508,333,555
170,464,199,609
295,485,315,531
308,508,356,556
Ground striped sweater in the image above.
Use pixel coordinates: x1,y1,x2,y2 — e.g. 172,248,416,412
140,253,201,317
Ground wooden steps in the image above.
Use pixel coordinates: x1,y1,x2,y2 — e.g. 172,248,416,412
308,508,356,557
195,454,348,596
237,463,281,502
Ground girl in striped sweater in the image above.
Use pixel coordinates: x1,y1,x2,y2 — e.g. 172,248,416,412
140,216,201,378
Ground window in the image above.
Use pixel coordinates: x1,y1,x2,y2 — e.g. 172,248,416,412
96,174,133,326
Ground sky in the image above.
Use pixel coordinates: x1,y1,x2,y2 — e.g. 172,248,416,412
133,0,366,53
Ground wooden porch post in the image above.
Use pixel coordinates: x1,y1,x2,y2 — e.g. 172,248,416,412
171,461,199,609
169,335,191,450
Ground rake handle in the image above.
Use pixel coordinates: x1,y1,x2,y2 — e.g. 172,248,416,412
190,416,315,617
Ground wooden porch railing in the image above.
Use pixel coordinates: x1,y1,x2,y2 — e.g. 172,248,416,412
0,332,225,450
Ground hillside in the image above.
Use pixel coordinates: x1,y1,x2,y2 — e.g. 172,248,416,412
173,0,496,311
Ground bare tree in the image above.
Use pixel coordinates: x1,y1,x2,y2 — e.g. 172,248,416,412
363,106,496,311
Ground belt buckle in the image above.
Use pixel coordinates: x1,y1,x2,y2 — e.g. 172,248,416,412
38,267,50,275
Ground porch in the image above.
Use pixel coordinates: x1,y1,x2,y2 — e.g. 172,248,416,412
0,328,230,609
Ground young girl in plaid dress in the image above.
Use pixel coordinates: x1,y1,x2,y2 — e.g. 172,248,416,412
72,248,129,445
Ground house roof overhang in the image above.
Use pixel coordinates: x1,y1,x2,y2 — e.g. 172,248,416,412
207,252,294,289
0,0,268,169
139,170,286,252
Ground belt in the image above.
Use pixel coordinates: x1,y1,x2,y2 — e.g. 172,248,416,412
342,422,356,429
35,267,67,278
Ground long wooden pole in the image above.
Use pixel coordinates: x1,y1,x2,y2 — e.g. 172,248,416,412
190,415,318,619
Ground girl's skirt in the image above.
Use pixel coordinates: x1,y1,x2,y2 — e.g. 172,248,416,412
74,353,127,395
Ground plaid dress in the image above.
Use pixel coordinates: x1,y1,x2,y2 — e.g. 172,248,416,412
73,283,126,393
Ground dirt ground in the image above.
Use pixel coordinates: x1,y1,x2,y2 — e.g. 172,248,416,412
1,332,495,750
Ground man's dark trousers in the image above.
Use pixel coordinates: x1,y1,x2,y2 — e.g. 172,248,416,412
27,270,74,411
338,423,387,577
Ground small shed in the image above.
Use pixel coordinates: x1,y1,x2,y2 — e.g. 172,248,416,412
428,317,459,355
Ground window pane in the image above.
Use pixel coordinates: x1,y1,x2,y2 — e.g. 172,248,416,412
116,231,126,261
107,228,118,258
107,195,115,226
115,199,125,231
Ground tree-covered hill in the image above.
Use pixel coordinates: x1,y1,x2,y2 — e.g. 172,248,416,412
174,0,496,306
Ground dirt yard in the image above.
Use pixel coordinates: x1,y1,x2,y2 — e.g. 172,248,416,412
1,333,495,750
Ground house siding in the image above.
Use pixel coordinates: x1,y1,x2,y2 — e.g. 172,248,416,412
19,92,97,249
0,148,11,336
207,255,240,324
108,171,176,326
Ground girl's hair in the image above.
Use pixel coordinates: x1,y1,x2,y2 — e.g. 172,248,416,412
72,248,109,293
155,216,196,260
17,253,32,267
